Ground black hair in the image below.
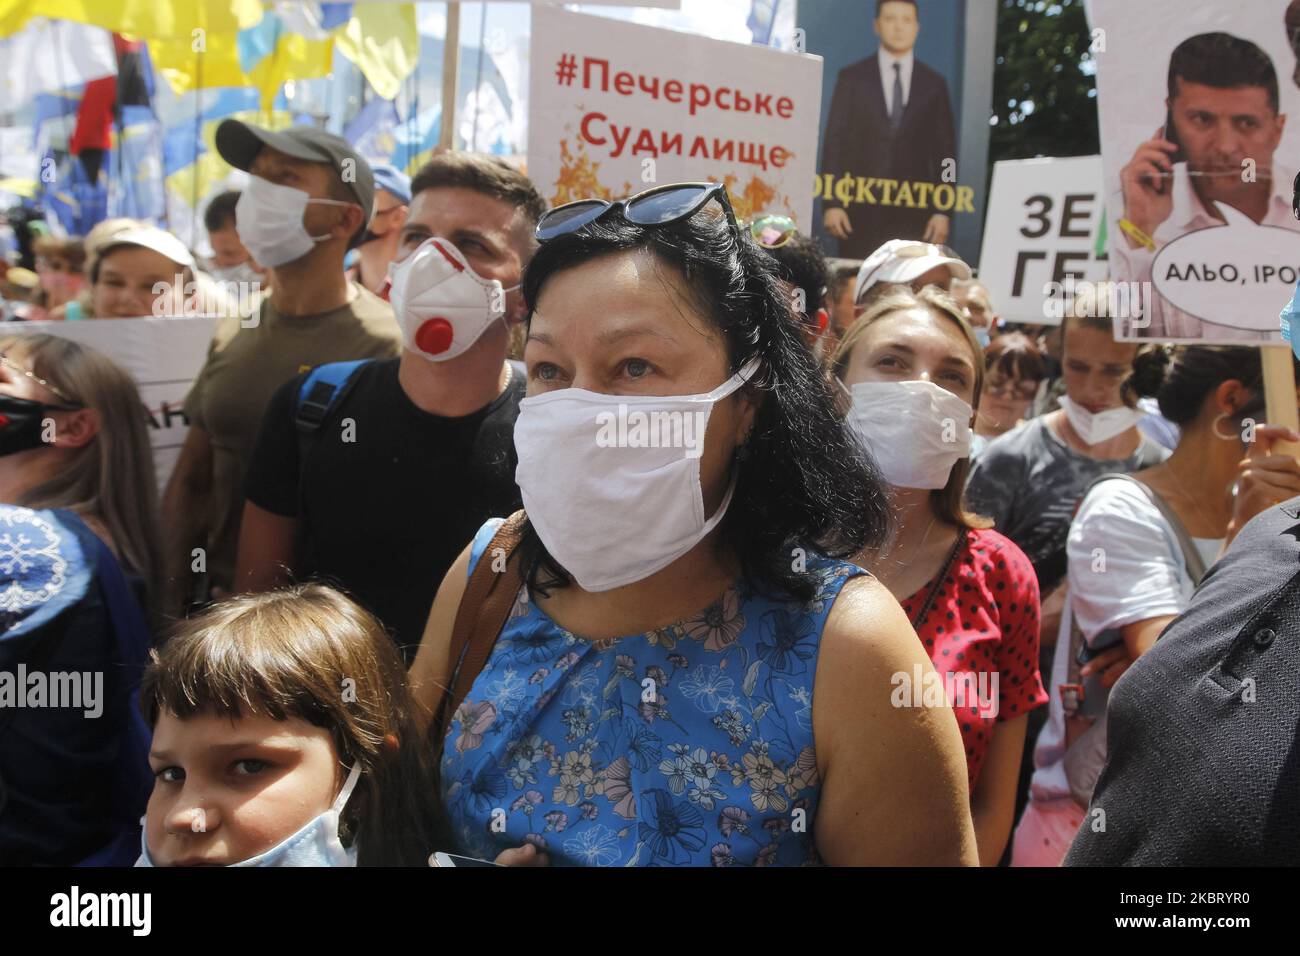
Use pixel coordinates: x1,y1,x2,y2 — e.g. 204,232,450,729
1132,345,1298,426
519,205,892,603
827,257,861,300
204,190,241,234
876,0,918,17
985,331,1047,384
763,232,830,323
1168,32,1279,114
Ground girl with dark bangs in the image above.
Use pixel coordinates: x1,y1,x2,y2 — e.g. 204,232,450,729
138,585,542,867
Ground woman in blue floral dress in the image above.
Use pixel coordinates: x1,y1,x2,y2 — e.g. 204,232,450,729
412,183,978,866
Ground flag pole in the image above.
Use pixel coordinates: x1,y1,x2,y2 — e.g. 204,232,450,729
439,2,460,150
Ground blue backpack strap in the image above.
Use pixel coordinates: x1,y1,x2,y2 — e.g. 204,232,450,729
293,360,372,497
76,534,154,867
294,359,371,433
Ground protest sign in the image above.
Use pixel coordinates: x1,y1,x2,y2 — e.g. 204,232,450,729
979,155,1108,326
801,0,994,263
0,316,219,493
527,6,822,226
1093,0,1300,344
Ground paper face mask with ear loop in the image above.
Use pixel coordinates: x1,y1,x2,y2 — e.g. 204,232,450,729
234,176,357,269
1056,395,1145,446
839,378,974,490
387,237,519,362
514,357,762,592
136,764,362,868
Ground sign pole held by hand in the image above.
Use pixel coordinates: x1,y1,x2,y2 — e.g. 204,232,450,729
1261,345,1300,460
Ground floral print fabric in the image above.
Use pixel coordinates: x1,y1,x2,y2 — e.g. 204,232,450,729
439,519,866,866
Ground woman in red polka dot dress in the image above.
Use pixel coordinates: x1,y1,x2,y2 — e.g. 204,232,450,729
831,285,1048,865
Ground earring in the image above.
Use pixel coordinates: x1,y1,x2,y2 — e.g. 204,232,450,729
1212,412,1245,441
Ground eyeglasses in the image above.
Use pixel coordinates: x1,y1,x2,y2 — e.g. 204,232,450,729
0,352,84,407
748,213,798,249
984,377,1039,401
536,182,739,243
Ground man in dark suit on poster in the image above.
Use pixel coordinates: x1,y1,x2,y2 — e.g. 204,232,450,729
822,0,957,259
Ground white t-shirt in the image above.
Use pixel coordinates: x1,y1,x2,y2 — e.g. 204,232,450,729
1030,478,1221,803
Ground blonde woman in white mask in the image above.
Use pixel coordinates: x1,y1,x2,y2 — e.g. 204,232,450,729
833,286,1047,866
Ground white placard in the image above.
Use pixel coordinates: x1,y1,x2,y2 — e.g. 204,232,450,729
1093,0,1300,343
0,317,220,494
528,6,822,226
978,156,1108,326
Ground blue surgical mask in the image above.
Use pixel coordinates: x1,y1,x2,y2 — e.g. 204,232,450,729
974,326,991,349
1281,280,1300,362
136,764,361,868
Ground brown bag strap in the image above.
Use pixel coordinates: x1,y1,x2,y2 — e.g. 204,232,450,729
430,510,529,743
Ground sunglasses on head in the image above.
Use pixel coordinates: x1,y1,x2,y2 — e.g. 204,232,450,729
536,182,740,243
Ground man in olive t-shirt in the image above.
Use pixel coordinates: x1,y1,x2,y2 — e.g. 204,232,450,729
163,121,400,612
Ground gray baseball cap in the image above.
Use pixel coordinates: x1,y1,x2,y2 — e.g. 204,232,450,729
215,119,375,220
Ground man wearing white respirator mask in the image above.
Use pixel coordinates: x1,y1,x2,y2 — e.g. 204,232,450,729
832,285,1047,866
164,122,401,615
237,153,543,662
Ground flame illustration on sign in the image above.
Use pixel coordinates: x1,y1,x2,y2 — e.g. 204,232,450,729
551,137,799,224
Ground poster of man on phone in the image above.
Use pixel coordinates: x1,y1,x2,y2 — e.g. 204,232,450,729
1096,0,1300,343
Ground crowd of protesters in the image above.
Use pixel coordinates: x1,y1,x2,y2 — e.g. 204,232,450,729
0,118,1297,868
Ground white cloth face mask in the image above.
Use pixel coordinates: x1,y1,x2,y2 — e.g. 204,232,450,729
842,378,973,490
387,237,518,362
235,176,355,269
1057,394,1144,445
136,763,361,868
208,261,261,285
514,357,762,592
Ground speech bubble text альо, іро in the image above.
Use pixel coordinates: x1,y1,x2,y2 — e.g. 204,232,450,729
1152,202,1300,331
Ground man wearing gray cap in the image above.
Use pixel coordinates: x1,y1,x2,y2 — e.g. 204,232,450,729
162,120,400,613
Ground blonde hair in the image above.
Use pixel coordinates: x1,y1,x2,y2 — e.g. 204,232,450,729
0,333,163,608
830,286,991,531
143,585,449,866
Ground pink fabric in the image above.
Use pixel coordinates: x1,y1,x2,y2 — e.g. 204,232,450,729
1011,799,1087,867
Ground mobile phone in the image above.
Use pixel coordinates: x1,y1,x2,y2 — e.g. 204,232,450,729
430,851,501,867
1148,111,1186,196
1073,637,1123,719
1163,109,1186,165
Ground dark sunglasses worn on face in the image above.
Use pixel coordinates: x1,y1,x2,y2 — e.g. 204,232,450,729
535,182,741,243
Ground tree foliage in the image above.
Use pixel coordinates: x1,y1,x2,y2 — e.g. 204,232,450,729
990,0,1099,161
